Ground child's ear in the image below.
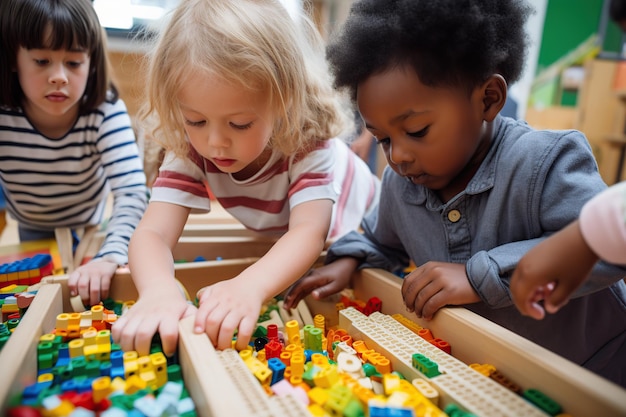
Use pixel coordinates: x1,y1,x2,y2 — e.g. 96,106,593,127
481,74,507,122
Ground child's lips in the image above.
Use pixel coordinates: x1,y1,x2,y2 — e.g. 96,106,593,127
213,158,236,167
406,173,427,185
46,93,68,102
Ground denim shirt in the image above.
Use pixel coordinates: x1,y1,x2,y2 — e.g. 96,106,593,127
328,115,626,387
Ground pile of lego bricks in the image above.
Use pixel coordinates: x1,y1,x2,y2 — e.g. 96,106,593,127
220,295,565,417
0,254,54,288
1,284,37,350
5,300,197,417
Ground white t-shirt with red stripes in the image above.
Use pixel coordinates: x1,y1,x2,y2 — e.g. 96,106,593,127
151,137,380,239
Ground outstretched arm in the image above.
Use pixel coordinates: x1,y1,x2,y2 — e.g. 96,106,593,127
194,199,333,350
510,220,599,319
282,257,360,309
69,100,148,306
111,201,194,357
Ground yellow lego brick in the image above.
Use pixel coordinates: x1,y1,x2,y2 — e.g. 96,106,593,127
308,403,330,417
96,330,111,348
90,304,104,321
140,370,158,391
56,313,69,330
311,352,330,368
2,304,19,314
83,344,99,358
124,360,139,379
391,313,423,335
244,356,272,385
470,363,496,377
290,353,305,377
312,364,339,388
383,373,403,395
92,376,112,403
38,373,54,384
0,282,17,294
137,356,153,374
111,376,126,393
124,374,147,394
67,339,84,358
150,352,168,388
67,312,81,331
285,319,301,346
308,386,330,406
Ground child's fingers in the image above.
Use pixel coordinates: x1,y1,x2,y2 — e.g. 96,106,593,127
543,281,576,314
112,314,143,354
193,288,213,333
283,273,319,309
235,315,257,351
158,318,181,357
216,314,239,350
89,276,103,307
514,285,548,319
525,300,546,320
311,278,347,301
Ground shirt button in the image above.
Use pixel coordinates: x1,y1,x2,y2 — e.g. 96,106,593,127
447,209,461,223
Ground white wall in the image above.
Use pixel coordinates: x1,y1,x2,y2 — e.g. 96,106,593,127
510,0,548,120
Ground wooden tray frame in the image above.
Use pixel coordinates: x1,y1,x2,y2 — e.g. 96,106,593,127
2,265,625,416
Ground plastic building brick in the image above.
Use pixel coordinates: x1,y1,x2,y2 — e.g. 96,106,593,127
412,353,441,378
0,254,53,287
523,389,562,415
490,370,522,395
8,298,194,416
338,307,550,417
363,297,382,316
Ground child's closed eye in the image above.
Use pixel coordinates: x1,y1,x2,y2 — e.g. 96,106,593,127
230,121,253,130
408,126,429,138
184,119,206,127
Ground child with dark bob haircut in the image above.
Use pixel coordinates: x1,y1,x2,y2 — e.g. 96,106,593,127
285,0,626,387
0,0,148,307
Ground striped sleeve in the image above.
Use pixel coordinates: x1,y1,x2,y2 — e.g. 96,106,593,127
150,149,212,213
92,100,148,264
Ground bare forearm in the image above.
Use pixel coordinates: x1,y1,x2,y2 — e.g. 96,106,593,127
128,229,180,296
239,225,326,301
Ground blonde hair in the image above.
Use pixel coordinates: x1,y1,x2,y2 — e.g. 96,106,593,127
140,0,349,159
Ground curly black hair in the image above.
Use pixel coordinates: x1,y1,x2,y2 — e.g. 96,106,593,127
327,0,533,100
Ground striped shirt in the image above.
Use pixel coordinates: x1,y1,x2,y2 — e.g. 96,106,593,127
0,99,148,265
152,137,380,239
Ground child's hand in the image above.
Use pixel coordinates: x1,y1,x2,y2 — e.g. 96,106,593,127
401,261,480,320
194,277,264,351
111,289,196,357
282,257,359,310
510,220,598,320
68,260,118,307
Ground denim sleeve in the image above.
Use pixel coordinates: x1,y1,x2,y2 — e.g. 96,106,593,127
467,130,626,308
327,178,410,272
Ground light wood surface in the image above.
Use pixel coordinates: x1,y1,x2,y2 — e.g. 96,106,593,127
0,284,63,415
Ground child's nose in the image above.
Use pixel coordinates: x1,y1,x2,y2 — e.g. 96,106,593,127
388,139,412,166
207,128,230,148
48,64,68,85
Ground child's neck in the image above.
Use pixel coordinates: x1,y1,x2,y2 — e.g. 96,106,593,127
436,120,494,203
232,147,274,181
23,102,79,139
